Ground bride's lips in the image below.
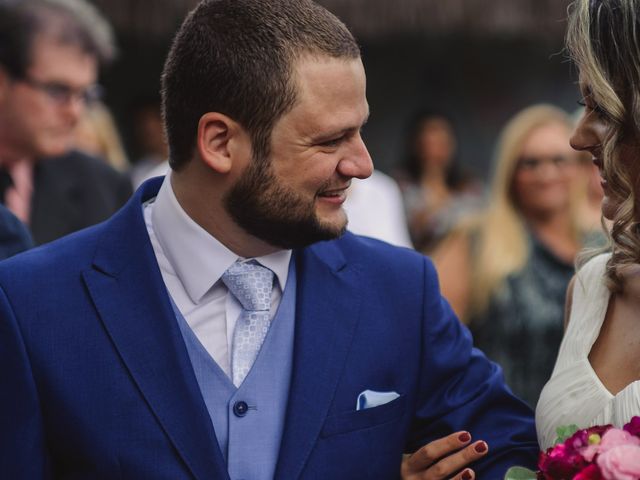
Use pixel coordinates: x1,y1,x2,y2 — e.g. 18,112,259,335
592,157,603,169
592,157,607,189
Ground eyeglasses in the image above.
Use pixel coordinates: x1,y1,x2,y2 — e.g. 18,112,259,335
17,76,103,106
516,154,577,172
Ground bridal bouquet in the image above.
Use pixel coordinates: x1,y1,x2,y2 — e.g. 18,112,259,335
505,417,640,480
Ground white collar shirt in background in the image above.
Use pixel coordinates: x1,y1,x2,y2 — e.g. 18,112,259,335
344,170,413,248
143,173,292,378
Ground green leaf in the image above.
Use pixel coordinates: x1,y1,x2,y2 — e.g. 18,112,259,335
504,466,538,480
554,424,579,444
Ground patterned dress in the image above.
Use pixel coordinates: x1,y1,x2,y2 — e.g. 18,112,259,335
470,234,577,408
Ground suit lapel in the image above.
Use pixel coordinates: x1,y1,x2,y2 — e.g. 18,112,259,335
82,179,229,480
275,243,363,479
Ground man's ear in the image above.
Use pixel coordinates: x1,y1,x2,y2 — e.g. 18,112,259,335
197,112,244,174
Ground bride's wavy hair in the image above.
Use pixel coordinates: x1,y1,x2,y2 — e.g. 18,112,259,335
567,0,640,292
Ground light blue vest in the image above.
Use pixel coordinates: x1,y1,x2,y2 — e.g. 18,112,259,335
171,260,296,480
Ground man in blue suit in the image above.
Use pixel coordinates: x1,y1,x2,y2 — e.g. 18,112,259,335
0,0,538,478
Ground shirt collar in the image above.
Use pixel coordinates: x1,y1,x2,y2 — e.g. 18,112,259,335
152,173,292,303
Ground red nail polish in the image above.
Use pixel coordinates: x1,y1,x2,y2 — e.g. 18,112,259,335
474,442,487,453
461,470,473,480
458,432,471,442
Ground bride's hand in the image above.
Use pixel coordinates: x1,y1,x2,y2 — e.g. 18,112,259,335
400,431,488,480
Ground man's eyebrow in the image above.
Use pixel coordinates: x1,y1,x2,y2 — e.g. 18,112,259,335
310,122,366,143
310,112,370,143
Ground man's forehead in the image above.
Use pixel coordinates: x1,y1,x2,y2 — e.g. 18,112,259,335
30,32,95,60
280,56,368,139
27,34,98,82
293,52,364,74
292,55,365,97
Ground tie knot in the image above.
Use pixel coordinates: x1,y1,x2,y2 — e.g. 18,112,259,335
222,260,274,311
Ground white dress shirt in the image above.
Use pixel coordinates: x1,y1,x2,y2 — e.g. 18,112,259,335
143,174,292,378
343,170,412,248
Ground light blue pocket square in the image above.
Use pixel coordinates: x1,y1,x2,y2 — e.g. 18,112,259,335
356,389,400,411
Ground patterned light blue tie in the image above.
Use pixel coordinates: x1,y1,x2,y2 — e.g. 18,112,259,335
222,260,275,386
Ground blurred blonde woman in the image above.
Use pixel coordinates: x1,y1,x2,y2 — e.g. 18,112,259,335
434,104,599,407
537,0,640,449
74,100,129,172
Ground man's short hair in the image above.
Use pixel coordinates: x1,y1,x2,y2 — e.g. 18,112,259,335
161,0,361,171
0,0,116,79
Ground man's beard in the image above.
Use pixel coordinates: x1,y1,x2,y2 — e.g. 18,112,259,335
223,157,347,250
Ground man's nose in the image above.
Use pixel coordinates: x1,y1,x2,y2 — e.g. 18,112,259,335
62,96,86,125
338,135,373,179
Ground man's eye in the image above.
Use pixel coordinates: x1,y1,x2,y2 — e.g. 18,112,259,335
45,84,72,100
319,136,344,148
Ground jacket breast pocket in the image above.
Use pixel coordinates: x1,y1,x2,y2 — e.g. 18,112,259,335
320,394,407,438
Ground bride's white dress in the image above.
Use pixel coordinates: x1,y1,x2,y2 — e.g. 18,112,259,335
536,253,640,449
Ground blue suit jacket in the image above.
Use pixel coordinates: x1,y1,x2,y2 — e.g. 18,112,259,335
0,178,538,479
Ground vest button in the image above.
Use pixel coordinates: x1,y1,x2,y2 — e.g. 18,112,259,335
233,401,249,417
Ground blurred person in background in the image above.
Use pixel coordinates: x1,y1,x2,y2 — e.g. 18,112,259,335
74,99,130,172
0,0,132,245
433,104,598,407
396,109,483,252
129,95,170,188
0,204,32,259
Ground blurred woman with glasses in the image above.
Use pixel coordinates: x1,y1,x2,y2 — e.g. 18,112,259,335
433,104,603,408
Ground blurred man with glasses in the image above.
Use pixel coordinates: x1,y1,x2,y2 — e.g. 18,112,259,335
0,0,131,245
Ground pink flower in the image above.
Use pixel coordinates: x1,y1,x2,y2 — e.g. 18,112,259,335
624,417,640,438
597,444,640,480
538,443,588,478
534,420,640,479
581,444,599,463
539,425,613,478
574,464,604,480
599,429,640,453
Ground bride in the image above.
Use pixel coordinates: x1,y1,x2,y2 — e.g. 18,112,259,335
536,0,640,449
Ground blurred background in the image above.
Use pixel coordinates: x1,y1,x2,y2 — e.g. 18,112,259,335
89,0,576,177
